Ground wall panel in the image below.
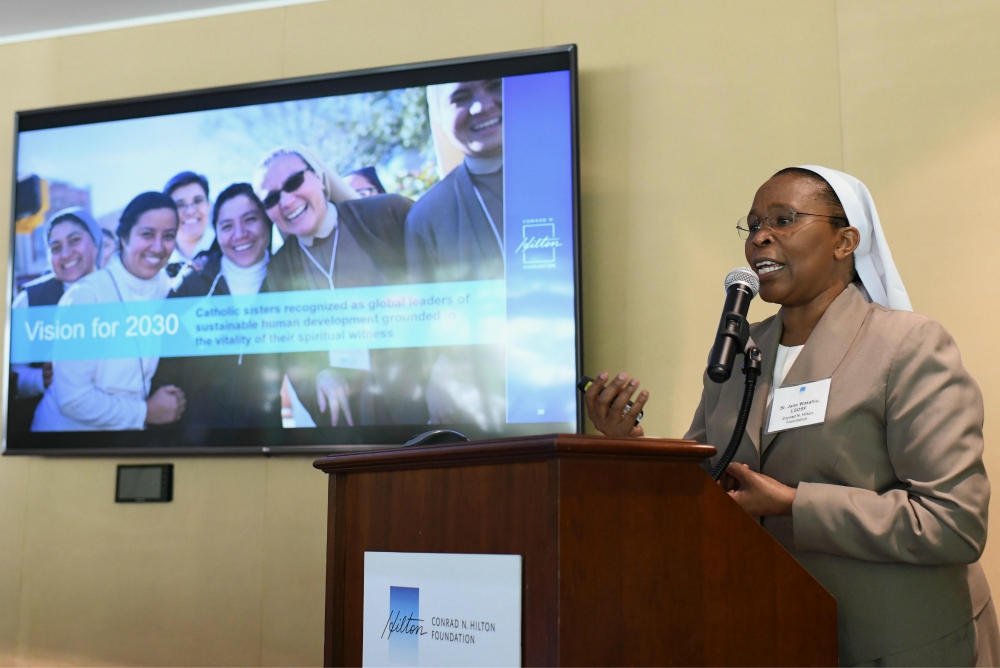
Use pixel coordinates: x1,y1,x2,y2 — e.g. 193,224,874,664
837,0,1000,603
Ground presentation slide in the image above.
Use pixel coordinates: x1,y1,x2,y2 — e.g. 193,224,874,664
9,68,578,447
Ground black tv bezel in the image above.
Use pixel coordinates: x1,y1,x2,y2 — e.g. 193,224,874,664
4,44,583,456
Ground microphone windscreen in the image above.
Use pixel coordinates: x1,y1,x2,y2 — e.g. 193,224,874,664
724,266,760,297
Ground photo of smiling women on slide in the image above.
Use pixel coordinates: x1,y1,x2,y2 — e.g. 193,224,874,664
32,192,186,431
10,77,554,440
150,183,282,429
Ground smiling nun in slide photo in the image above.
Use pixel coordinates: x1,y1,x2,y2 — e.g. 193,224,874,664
403,79,507,432
32,192,187,432
253,144,426,430
585,166,998,666
12,208,104,391
149,183,283,431
164,171,217,281
9,208,104,432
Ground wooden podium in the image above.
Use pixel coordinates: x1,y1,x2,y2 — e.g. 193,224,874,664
313,434,837,666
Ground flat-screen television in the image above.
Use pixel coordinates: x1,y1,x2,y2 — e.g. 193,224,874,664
4,46,581,455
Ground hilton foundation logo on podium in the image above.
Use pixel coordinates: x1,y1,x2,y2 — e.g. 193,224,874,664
517,218,562,269
382,586,425,664
363,552,522,667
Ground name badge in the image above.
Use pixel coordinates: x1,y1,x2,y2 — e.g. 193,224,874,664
330,348,372,371
767,378,831,434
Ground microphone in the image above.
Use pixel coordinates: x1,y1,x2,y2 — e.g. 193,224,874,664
707,267,760,383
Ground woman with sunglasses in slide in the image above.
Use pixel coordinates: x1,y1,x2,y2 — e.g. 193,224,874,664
252,145,427,429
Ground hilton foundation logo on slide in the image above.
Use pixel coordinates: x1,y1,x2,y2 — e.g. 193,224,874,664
517,218,562,269
382,586,425,664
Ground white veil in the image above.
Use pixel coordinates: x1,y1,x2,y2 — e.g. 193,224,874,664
798,165,912,312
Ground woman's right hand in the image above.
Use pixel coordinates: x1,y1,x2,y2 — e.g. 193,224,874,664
584,371,647,437
146,385,186,425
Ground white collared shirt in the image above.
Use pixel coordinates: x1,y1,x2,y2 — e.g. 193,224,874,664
168,225,216,265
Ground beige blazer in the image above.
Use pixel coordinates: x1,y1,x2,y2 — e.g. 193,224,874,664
685,283,990,664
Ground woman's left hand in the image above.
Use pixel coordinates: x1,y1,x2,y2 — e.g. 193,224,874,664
722,463,796,516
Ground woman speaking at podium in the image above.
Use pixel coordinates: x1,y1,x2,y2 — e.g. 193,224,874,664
586,166,997,666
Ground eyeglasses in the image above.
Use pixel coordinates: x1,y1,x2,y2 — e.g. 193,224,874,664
174,195,207,211
737,207,848,240
262,168,313,209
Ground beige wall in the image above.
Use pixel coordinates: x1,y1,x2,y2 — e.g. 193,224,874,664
0,0,998,664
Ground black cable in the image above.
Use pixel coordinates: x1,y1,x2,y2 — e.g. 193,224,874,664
711,347,762,481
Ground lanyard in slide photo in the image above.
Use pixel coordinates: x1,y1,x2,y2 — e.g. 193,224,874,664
207,271,250,366
472,183,505,261
299,224,341,290
298,225,370,371
108,271,149,400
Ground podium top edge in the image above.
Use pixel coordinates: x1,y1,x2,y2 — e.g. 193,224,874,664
311,433,716,474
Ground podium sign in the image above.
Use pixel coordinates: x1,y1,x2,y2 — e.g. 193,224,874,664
362,552,522,667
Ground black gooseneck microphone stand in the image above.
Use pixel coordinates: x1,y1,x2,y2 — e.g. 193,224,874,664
710,347,762,481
